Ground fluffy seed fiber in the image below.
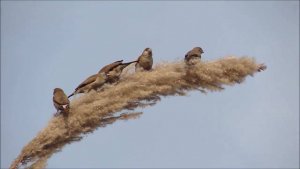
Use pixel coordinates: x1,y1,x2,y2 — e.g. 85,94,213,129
10,56,266,169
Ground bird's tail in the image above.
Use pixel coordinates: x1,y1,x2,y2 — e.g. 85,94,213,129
114,60,123,63
68,92,74,98
124,60,138,66
120,60,138,70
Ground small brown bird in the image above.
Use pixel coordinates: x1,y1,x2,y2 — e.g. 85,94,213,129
53,88,70,114
68,72,107,98
184,47,204,64
99,60,137,83
135,48,153,72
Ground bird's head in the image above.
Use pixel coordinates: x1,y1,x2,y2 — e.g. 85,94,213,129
53,88,63,94
143,47,152,56
194,47,204,54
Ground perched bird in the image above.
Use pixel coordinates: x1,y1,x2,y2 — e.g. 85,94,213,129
68,72,107,98
184,47,204,64
99,60,137,83
135,48,153,72
53,88,70,114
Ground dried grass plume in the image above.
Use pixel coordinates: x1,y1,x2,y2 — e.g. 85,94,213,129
10,56,266,169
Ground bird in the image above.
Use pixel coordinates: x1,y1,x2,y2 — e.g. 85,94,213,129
53,88,70,115
68,72,107,98
135,48,153,72
99,60,137,83
184,47,204,64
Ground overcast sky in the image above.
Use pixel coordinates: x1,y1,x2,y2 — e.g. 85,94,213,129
1,1,299,168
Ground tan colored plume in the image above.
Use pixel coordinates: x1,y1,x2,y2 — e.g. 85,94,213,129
10,56,266,169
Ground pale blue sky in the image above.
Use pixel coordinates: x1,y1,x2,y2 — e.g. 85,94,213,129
1,1,299,168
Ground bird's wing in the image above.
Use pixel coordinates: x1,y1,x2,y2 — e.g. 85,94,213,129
98,60,123,74
75,74,97,90
185,50,192,59
184,54,188,59
186,50,200,58
135,55,143,69
137,54,144,62
60,93,70,104
53,92,69,105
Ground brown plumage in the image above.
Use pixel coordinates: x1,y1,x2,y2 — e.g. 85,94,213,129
68,73,107,98
53,88,70,114
184,47,204,64
99,60,123,74
135,48,153,72
99,60,137,83
88,72,107,92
